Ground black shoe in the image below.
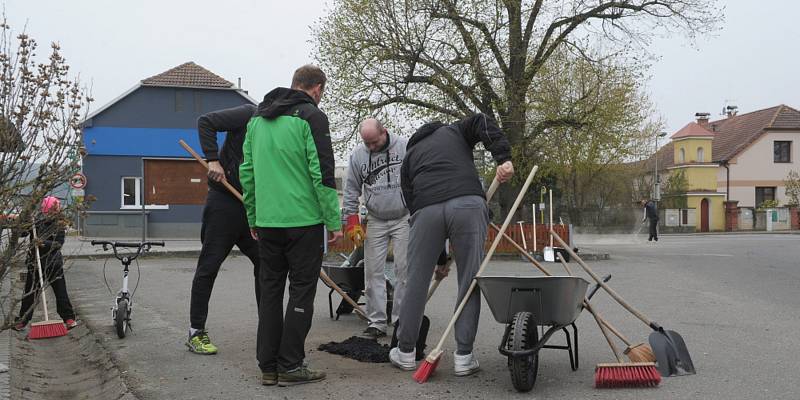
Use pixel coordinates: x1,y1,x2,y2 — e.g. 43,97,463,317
360,327,386,339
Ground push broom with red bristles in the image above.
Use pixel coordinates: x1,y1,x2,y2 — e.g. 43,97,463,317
414,165,538,383
27,221,68,340
584,301,660,388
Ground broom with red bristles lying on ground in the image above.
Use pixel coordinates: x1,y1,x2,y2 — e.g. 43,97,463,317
27,221,68,340
413,165,538,383
585,299,661,388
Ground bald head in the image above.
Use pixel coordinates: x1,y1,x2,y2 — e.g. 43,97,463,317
359,118,388,152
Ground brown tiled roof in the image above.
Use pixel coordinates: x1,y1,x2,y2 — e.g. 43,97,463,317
141,62,234,89
671,122,714,139
637,104,800,171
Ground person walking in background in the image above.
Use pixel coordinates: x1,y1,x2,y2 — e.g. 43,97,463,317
14,196,77,331
390,113,513,376
240,64,342,387
185,104,261,355
641,199,660,241
342,118,409,339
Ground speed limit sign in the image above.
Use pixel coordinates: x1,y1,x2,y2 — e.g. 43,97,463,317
69,172,87,189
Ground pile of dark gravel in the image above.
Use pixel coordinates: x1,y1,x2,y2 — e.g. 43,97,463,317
318,336,390,363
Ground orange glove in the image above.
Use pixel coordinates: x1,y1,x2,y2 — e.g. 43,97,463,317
345,214,365,246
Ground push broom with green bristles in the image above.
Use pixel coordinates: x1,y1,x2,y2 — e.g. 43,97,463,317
27,221,68,340
413,165,538,383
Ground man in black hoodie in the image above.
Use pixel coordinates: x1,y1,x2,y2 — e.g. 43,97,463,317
390,113,513,376
185,103,260,355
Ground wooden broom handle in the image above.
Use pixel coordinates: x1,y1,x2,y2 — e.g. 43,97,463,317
179,140,243,202
585,299,624,362
489,222,636,346
179,139,368,320
31,222,51,322
430,165,538,354
319,269,368,320
550,230,655,328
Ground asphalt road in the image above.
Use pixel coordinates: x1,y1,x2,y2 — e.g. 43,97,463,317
64,233,800,399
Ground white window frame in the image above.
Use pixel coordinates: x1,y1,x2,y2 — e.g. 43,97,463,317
697,147,704,162
679,148,685,163
120,177,169,210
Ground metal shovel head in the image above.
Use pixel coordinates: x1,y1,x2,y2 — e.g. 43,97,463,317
649,329,696,377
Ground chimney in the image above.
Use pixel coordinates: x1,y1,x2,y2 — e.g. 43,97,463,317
695,112,710,126
237,77,242,89
725,105,738,118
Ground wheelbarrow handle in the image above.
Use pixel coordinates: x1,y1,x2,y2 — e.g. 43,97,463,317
586,274,611,301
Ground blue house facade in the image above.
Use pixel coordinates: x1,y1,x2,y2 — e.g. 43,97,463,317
81,62,256,238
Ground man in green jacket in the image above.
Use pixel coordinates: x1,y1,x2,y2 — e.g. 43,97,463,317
240,64,343,387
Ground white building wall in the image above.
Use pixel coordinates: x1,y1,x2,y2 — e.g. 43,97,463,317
720,130,799,207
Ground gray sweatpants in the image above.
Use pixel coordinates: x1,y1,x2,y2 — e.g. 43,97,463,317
396,195,489,354
364,214,409,332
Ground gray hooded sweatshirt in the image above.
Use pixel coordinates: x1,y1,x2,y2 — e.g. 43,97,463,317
342,132,409,221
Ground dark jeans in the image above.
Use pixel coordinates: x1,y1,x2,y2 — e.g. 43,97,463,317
190,189,260,330
256,224,324,373
19,255,75,324
648,219,659,241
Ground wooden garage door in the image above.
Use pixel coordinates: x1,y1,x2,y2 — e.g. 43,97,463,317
144,159,208,205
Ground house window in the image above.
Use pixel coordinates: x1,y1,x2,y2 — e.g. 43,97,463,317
697,147,704,162
678,148,685,163
121,177,141,208
755,186,776,207
774,141,791,163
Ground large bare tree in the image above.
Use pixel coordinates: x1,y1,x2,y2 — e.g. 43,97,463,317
0,16,91,331
314,0,720,211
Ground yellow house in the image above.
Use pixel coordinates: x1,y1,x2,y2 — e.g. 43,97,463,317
666,121,726,231
655,105,800,232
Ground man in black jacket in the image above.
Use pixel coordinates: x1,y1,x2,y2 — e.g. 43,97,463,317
390,113,513,376
641,199,660,241
185,104,260,355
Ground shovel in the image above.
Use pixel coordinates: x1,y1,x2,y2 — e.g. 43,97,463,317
550,230,695,377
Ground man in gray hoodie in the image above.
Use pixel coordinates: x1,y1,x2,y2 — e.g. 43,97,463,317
342,118,409,338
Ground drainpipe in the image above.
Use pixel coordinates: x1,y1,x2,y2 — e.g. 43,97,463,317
721,160,730,202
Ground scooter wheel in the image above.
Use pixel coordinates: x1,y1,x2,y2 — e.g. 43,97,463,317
115,299,128,339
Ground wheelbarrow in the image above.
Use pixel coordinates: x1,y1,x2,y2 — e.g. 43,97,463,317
476,275,592,392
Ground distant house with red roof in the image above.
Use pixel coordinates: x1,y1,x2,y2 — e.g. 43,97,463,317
652,105,800,231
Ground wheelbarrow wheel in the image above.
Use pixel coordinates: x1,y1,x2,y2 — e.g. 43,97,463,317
506,311,539,392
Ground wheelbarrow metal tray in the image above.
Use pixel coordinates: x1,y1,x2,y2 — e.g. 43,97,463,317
477,276,588,325
321,263,364,292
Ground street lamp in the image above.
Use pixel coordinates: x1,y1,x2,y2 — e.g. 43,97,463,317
654,131,668,201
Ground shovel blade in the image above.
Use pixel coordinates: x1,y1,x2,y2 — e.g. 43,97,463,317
649,329,696,377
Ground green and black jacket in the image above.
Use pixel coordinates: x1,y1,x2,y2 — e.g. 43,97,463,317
240,88,341,231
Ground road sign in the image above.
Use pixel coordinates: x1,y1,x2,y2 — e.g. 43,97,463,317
69,172,87,189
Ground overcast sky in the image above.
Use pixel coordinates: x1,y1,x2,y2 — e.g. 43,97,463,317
5,0,799,141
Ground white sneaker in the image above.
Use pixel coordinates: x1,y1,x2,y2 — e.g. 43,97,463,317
389,347,416,371
453,351,480,376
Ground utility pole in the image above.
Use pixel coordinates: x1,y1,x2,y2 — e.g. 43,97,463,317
653,131,668,202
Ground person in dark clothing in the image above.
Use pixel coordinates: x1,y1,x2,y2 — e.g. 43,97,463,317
240,65,342,386
14,196,77,331
185,104,261,355
390,113,513,376
641,199,659,241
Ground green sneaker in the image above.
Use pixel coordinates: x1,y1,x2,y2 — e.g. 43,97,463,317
185,330,218,355
278,366,326,386
262,371,278,386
